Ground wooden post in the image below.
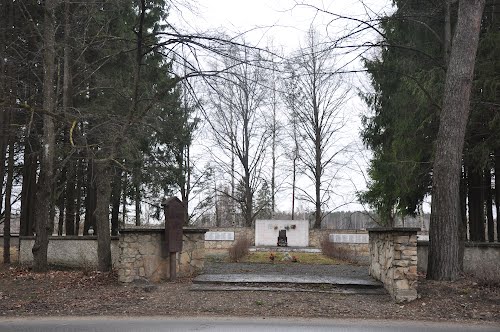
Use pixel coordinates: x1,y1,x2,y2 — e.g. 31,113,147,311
169,252,176,281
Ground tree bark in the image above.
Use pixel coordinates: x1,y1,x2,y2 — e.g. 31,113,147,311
458,167,467,272
0,110,6,218
468,167,484,241
110,167,121,236
75,156,83,235
33,0,58,272
20,134,37,236
495,150,500,242
427,0,485,281
485,168,494,242
95,160,112,272
3,115,14,264
84,159,97,235
63,0,76,236
134,180,141,226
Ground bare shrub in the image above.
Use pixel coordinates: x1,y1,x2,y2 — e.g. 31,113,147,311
471,264,500,288
320,235,355,263
228,237,251,262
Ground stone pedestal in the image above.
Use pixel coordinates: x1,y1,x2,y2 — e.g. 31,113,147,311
117,228,207,283
368,227,419,303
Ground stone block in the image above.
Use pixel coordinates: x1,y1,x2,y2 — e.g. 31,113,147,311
402,249,417,256
395,279,409,290
394,267,408,279
394,260,409,267
394,235,409,244
394,289,418,303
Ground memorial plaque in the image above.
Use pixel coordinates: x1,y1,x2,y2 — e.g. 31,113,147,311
161,197,185,253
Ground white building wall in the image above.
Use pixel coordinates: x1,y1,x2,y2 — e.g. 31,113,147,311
255,220,309,247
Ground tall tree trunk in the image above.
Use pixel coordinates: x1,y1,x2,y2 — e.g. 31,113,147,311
84,159,97,235
20,134,37,236
468,167,484,241
292,153,297,221
57,190,65,236
83,159,96,235
134,181,141,226
110,167,121,236
65,159,76,235
495,150,500,242
0,110,6,218
3,116,14,264
57,161,66,235
75,157,83,235
458,167,467,272
63,0,76,236
121,172,127,226
33,0,58,272
314,124,322,229
485,167,494,242
95,160,112,272
427,0,485,281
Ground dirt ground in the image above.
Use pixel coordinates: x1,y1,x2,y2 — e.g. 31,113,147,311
0,263,499,324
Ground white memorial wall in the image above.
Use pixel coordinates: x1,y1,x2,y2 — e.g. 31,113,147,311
254,219,309,247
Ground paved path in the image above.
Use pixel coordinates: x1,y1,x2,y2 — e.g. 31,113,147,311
194,262,384,294
0,317,498,332
203,261,370,279
194,273,381,286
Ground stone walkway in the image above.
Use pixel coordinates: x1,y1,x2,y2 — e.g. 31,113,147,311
203,262,370,279
192,262,385,295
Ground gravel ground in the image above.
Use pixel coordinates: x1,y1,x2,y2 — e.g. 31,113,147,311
0,264,499,323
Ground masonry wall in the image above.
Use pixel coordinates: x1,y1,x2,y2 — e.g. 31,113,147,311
417,241,500,274
310,229,370,263
19,236,120,268
204,227,254,255
368,228,419,303
117,228,206,283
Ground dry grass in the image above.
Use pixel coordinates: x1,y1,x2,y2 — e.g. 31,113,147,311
0,247,18,264
241,252,341,265
320,236,356,264
228,237,251,262
470,264,500,288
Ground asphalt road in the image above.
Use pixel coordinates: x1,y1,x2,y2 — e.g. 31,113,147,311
0,317,498,332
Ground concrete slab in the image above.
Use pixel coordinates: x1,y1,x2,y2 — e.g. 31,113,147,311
190,283,387,295
193,273,382,288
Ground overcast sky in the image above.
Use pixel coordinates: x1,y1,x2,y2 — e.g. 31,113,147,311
168,1,412,215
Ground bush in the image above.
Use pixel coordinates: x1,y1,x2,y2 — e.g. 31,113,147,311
228,237,251,262
471,264,500,288
320,235,355,263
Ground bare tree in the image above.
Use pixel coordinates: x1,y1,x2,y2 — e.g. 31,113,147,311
205,44,269,227
281,66,302,220
32,0,58,272
291,29,350,229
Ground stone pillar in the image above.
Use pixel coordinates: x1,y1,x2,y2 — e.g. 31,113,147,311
368,228,419,303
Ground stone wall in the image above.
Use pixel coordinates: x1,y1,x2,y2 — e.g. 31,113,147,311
310,229,370,263
19,236,120,268
417,241,500,274
368,228,419,303
117,228,207,283
204,227,254,255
